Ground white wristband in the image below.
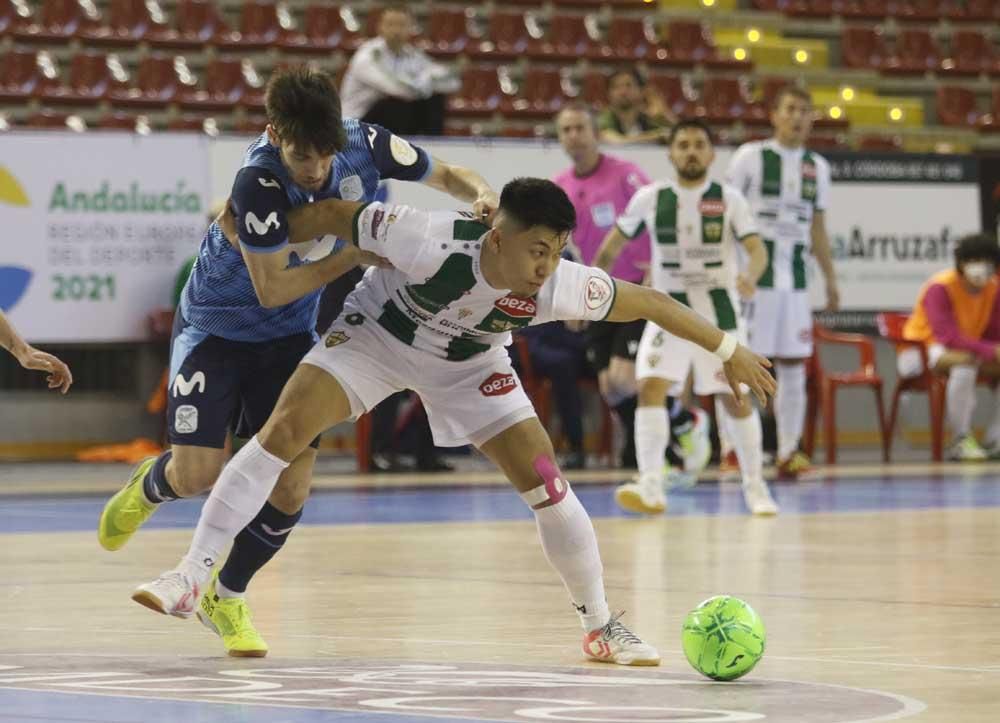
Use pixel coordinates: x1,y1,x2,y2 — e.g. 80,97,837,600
713,333,738,362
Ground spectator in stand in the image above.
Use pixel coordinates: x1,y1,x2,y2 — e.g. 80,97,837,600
901,233,1000,461
340,4,459,136
597,69,676,146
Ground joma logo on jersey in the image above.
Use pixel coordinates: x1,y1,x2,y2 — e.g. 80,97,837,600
172,371,206,397
494,295,537,318
698,199,726,216
479,372,517,397
245,211,280,235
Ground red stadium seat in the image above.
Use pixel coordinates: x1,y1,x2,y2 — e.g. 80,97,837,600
219,1,294,51
528,14,599,61
503,67,566,118
857,134,904,150
0,49,57,102
475,11,529,60
841,0,889,20
891,0,945,22
942,31,998,77
15,0,100,43
81,0,166,46
960,0,1000,21
0,0,33,36
447,65,502,117
884,29,942,75
179,58,247,111
42,52,125,104
418,8,468,57
935,85,982,126
580,70,607,107
786,0,835,17
26,110,86,130
982,87,1000,132
147,0,231,49
108,55,181,108
599,17,668,64
95,111,146,131
698,77,768,124
281,4,353,53
841,27,890,70
648,73,697,117
166,114,221,134
664,20,750,70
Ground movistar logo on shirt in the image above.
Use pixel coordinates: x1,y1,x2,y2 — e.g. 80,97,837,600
245,211,281,235
48,181,201,213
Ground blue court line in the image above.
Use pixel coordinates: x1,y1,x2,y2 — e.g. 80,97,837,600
1,475,999,534
0,688,486,723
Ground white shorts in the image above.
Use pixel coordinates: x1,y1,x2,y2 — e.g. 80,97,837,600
745,288,813,359
635,320,749,396
897,343,946,378
301,308,536,448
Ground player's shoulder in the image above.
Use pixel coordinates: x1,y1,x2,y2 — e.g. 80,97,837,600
805,148,831,172
730,139,764,161
240,133,287,179
720,182,749,203
633,177,672,200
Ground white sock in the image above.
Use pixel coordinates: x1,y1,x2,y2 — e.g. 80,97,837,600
216,578,244,600
987,388,1000,448
946,365,978,439
720,403,765,488
530,488,610,632
776,362,807,460
635,406,669,479
181,436,289,583
715,396,733,458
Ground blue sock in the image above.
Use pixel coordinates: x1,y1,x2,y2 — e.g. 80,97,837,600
142,450,179,503
218,502,303,594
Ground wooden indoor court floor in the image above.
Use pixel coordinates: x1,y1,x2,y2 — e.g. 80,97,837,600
1,462,998,722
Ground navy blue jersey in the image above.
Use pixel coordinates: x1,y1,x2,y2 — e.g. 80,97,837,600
180,120,432,342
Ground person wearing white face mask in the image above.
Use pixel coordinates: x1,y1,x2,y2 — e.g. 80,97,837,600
901,233,1000,460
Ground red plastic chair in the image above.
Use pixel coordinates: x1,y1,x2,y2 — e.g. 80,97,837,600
475,11,529,60
529,13,599,61
601,17,666,63
884,29,942,76
503,67,566,118
942,30,996,77
935,86,982,127
419,8,468,57
842,27,890,70
108,55,181,108
15,0,100,43
699,77,767,124
447,65,502,116
805,324,888,464
878,312,945,461
179,58,246,111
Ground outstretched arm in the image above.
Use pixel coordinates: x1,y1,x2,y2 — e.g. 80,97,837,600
0,311,73,393
422,159,499,220
593,227,629,273
606,280,775,403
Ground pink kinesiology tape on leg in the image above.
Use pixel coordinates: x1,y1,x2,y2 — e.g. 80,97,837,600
533,454,569,504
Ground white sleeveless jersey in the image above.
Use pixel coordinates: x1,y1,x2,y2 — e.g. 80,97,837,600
615,178,756,331
344,202,617,361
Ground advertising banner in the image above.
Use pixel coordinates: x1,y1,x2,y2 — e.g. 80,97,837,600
1,132,210,342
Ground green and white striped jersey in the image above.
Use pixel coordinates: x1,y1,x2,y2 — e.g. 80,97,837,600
615,178,756,331
346,202,617,361
726,139,831,291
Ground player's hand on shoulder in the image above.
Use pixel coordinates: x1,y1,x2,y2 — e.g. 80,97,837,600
723,345,775,406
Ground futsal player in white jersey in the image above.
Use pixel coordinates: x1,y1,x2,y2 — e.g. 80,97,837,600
594,119,778,516
726,85,840,479
131,177,776,666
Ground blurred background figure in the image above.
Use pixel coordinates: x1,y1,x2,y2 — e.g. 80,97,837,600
598,69,676,146
340,3,459,135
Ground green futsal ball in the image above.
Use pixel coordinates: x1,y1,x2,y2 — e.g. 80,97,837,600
682,595,766,681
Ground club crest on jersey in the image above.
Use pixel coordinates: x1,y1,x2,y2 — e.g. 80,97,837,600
325,330,349,348
494,295,537,318
704,221,723,242
699,199,726,217
479,372,517,397
457,308,474,320
585,276,613,310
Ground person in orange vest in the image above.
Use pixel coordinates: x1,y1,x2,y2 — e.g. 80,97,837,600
902,233,1000,460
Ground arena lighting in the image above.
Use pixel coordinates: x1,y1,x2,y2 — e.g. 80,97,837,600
733,47,748,61
829,106,843,120
702,0,716,7
841,86,855,101
794,49,809,63
747,28,761,43
889,107,904,122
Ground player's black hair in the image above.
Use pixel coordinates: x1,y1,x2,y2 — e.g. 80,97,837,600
499,178,576,235
772,84,812,110
954,233,1000,268
607,68,644,89
666,118,714,146
265,66,347,155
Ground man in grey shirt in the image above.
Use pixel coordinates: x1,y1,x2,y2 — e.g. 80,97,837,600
340,4,458,135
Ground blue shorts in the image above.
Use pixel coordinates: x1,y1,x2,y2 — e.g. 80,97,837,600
166,311,319,449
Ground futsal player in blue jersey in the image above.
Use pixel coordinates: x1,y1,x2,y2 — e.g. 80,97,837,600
97,66,499,657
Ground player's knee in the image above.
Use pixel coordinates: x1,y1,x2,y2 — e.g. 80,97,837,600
168,451,224,497
518,454,573,510
721,393,752,418
258,410,313,461
637,378,670,406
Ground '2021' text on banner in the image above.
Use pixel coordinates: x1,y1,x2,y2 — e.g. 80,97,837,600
1,132,211,342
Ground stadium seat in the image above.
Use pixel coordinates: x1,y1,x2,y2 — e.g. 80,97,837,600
884,29,942,76
981,87,1000,132
95,111,146,130
805,324,888,465
475,11,530,60
447,65,502,117
0,49,56,102
179,58,246,111
664,20,749,70
147,0,231,49
219,1,294,51
935,86,982,126
281,4,355,53
580,70,607,107
959,0,1000,21
841,0,889,20
600,17,668,64
857,134,903,150
942,31,997,77
42,51,124,104
785,0,835,17
503,67,566,118
108,55,181,108
81,0,165,46
418,8,468,57
167,114,221,134
15,0,100,43
698,77,768,124
648,73,697,117
892,0,946,21
233,114,267,133
0,0,32,35
528,14,599,61
26,110,86,130
841,27,890,70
